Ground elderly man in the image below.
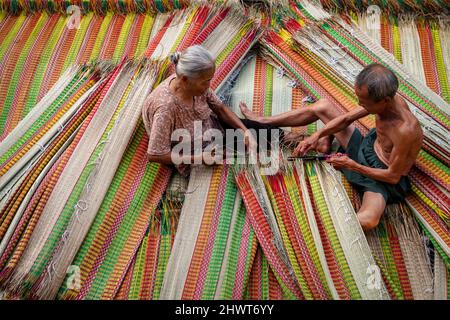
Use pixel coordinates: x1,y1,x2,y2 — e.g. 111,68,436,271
240,63,423,230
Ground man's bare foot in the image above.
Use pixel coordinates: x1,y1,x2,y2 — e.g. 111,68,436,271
316,135,333,154
239,102,263,122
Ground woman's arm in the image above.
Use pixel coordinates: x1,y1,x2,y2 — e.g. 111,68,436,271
204,89,258,157
206,91,258,155
206,89,248,132
147,153,175,165
212,104,258,156
147,151,221,166
212,103,248,131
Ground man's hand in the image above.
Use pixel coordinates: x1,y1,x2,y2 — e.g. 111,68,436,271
326,154,356,170
293,134,319,156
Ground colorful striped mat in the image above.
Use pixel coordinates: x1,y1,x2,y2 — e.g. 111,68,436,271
259,2,449,281
160,165,258,300
318,0,450,15
0,0,447,300
353,14,449,104
235,161,391,299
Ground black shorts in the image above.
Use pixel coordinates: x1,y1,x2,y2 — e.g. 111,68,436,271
216,118,284,153
338,128,411,204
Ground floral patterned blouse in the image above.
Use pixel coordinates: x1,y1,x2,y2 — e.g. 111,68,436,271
141,73,225,177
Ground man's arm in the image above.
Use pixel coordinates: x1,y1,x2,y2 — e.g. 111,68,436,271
329,128,418,184
315,107,368,139
349,157,406,185
295,107,368,155
351,138,416,184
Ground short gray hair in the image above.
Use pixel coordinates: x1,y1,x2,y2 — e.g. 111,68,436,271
355,63,399,102
169,45,215,78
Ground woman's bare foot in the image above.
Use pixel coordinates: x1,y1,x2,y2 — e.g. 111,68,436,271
239,102,263,122
316,135,333,154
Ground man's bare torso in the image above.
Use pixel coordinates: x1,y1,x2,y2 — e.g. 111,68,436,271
373,95,423,172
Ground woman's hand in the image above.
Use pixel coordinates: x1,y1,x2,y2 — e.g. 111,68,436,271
202,142,225,165
202,151,223,165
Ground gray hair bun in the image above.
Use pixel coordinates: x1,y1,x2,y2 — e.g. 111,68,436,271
170,52,181,65
172,45,215,78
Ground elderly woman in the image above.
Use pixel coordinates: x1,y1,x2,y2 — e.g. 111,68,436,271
142,45,283,177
